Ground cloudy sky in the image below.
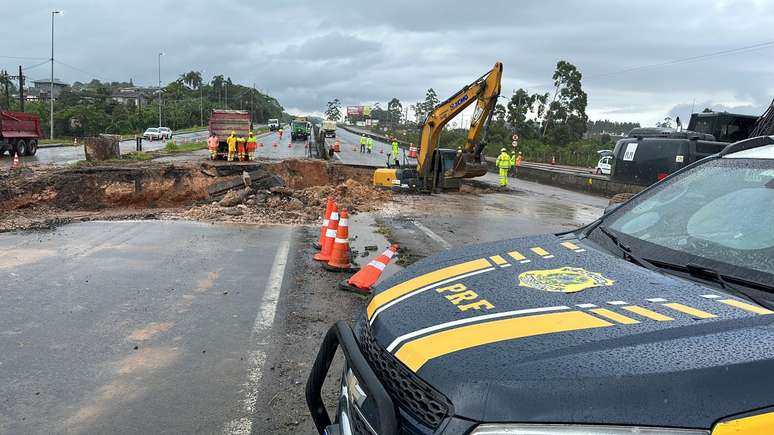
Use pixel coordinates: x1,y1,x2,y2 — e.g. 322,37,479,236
3,0,774,125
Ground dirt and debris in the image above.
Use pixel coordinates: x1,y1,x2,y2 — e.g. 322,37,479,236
0,159,392,232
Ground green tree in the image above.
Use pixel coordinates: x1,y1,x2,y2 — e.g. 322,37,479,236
423,88,439,114
494,103,506,122
325,98,341,121
543,60,588,145
179,71,203,90
387,97,402,126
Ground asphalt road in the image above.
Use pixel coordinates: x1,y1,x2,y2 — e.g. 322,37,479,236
14,130,210,165
0,220,298,434
326,127,417,167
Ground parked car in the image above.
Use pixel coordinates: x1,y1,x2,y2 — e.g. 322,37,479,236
143,128,162,141
307,135,774,435
159,127,173,140
595,155,612,175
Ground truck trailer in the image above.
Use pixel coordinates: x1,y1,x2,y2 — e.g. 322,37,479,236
208,110,251,159
1,111,42,157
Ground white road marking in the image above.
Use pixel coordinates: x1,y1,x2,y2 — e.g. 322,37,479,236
223,235,291,435
647,298,668,303
412,221,452,250
386,306,571,352
607,300,628,305
576,303,598,308
701,294,721,299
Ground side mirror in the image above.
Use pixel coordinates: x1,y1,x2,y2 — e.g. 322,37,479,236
604,203,622,215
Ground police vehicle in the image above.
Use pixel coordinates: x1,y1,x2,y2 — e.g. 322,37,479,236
306,135,774,435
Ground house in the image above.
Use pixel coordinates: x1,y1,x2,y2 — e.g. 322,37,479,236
111,88,149,107
30,78,69,100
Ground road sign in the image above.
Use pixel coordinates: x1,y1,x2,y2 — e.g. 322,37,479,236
512,133,520,141
511,140,519,147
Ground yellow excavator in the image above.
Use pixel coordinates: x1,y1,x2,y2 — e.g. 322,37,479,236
374,62,503,192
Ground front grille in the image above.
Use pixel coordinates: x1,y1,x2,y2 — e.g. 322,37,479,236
357,322,451,429
350,404,377,435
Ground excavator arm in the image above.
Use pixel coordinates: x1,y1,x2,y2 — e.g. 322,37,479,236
417,62,503,180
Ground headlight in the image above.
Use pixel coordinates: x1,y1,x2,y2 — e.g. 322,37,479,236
471,424,708,435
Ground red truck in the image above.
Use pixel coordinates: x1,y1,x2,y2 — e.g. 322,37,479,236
208,109,251,159
1,111,42,157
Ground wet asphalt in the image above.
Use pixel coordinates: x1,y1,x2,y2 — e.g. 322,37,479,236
0,125,610,433
0,220,297,434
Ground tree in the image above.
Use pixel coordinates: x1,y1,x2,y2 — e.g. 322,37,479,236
387,97,402,126
423,88,439,114
325,98,341,121
656,116,673,128
179,71,203,90
543,60,588,145
494,104,506,123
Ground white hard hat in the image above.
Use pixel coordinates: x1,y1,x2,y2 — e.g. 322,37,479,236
501,148,507,152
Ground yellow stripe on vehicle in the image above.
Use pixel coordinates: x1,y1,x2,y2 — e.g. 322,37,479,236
508,251,529,262
663,302,716,319
530,247,551,257
712,411,774,434
622,305,674,321
393,311,613,372
489,255,507,266
560,241,580,250
590,308,640,325
717,299,774,315
366,258,492,319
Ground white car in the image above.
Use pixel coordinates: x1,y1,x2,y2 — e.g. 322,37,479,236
595,155,612,175
143,128,162,141
159,127,173,140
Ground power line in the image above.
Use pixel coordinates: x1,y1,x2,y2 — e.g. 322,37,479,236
54,59,108,81
0,55,47,60
22,59,50,72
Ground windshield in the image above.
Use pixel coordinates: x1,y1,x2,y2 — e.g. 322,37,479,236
603,158,774,280
146,128,158,132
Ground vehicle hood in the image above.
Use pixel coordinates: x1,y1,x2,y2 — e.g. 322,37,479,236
366,233,774,428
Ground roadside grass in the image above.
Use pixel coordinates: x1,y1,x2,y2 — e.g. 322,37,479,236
164,141,207,153
39,138,75,145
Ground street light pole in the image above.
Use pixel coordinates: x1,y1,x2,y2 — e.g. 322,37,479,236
199,70,204,127
158,52,164,128
50,10,61,140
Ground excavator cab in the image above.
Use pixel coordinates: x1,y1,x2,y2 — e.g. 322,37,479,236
373,148,463,192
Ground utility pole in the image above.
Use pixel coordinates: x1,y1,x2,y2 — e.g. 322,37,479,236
50,10,61,140
158,52,164,128
1,70,9,110
18,65,25,112
224,82,228,109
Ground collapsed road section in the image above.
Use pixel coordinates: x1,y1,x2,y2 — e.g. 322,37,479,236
0,159,391,232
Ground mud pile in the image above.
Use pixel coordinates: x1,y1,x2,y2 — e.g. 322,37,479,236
0,160,391,231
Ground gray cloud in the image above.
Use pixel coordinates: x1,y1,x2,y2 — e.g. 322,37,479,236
3,0,774,124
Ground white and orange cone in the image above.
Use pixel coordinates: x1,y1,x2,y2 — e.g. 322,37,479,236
313,197,335,250
323,208,358,272
11,152,21,169
339,244,398,295
313,204,339,262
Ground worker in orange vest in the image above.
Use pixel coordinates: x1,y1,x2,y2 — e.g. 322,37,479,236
237,136,246,161
207,133,219,160
246,131,257,160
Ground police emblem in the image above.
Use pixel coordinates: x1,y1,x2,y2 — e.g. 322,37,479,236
518,267,614,293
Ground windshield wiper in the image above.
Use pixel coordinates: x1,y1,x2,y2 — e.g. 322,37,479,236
648,260,774,309
597,226,660,273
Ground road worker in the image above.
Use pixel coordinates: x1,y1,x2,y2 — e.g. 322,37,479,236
237,135,246,161
207,133,219,160
366,137,373,153
360,135,367,153
227,131,237,161
392,138,400,166
496,147,513,187
246,131,257,160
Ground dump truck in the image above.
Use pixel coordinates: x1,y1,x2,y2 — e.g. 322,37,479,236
322,120,337,138
291,118,310,141
1,111,42,157
208,110,251,159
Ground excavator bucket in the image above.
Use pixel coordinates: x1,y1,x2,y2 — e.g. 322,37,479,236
449,152,488,179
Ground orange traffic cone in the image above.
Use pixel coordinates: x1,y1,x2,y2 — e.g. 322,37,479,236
313,204,338,262
259,142,263,148
273,142,278,148
323,209,357,272
313,197,335,249
339,244,398,295
288,141,292,148
379,147,384,154
551,155,556,165
11,152,21,169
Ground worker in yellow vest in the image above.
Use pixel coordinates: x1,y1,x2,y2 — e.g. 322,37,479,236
207,133,219,160
495,148,513,187
360,135,367,153
366,137,373,153
246,132,257,160
391,139,400,167
226,131,237,161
